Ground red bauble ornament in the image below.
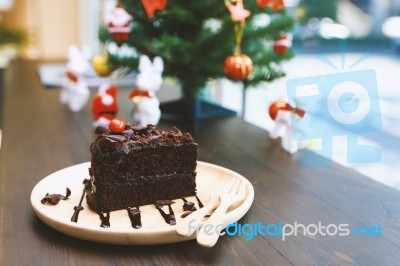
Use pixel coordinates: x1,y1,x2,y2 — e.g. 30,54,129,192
224,54,253,81
273,34,292,54
269,101,306,120
105,4,132,46
109,118,126,133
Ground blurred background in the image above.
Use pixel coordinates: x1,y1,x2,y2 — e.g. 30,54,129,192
1,0,400,189
2,0,400,61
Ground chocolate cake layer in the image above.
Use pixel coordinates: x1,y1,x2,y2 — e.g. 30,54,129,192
86,173,196,212
87,124,197,213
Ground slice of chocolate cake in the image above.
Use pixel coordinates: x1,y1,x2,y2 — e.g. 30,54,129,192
86,123,197,213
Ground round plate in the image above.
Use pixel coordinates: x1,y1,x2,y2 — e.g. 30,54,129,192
31,161,254,245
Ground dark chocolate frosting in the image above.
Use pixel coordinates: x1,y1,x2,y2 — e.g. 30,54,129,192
93,124,194,152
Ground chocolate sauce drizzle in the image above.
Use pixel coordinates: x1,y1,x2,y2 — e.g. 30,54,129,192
70,179,90,223
196,195,204,208
67,180,204,227
155,201,176,225
127,207,142,229
98,212,110,228
180,211,193,218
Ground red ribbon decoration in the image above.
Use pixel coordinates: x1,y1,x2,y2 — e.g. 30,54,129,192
65,71,78,83
129,89,153,99
141,0,167,18
283,104,305,118
256,0,285,11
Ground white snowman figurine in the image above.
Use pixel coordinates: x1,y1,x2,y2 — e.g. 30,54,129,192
59,45,91,112
269,101,308,154
129,55,163,126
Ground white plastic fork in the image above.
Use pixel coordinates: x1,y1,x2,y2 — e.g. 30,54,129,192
196,178,244,247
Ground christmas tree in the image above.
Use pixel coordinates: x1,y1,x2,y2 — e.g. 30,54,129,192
100,0,295,98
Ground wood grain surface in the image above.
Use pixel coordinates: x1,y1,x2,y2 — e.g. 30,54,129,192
1,60,400,265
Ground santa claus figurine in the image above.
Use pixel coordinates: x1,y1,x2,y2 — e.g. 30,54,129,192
91,84,119,128
269,101,307,154
105,4,132,46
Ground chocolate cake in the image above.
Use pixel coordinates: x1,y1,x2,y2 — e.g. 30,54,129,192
86,123,197,213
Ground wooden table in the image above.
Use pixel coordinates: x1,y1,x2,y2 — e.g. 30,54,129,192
1,60,400,265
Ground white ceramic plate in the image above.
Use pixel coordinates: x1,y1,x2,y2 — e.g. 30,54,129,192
31,161,254,245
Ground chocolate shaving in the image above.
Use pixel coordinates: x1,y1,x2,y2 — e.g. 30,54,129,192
94,126,110,135
183,201,197,211
166,133,175,139
182,133,194,143
98,136,122,149
124,123,133,130
172,127,183,136
130,125,148,135
181,211,193,218
107,135,126,142
122,129,134,140
41,188,71,205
